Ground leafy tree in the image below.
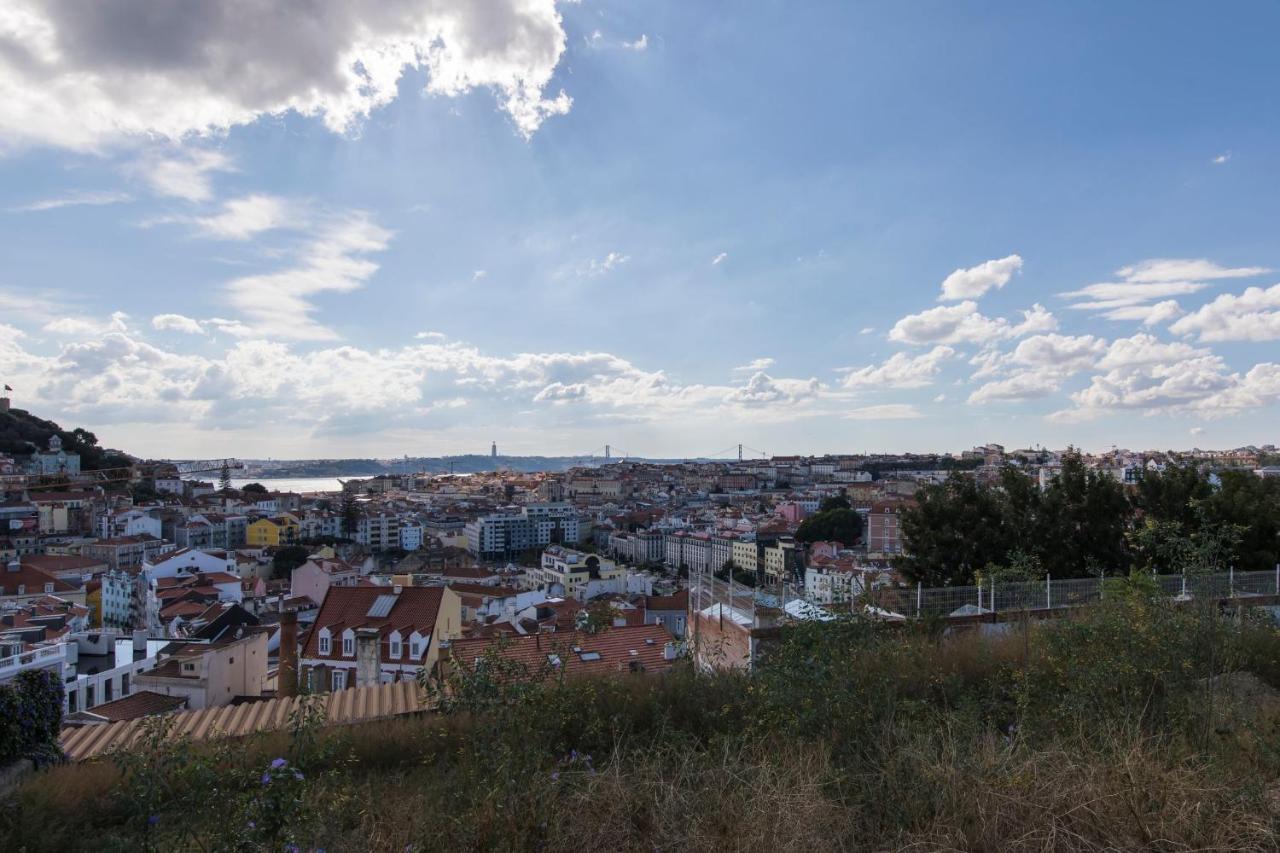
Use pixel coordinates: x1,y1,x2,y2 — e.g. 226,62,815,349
795,507,864,546
1036,452,1132,578
1200,470,1280,571
818,494,851,512
219,462,232,492
271,546,311,579
1131,464,1213,530
242,482,268,495
897,475,1008,586
339,492,360,538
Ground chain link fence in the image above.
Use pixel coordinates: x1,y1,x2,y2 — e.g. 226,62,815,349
858,568,1280,620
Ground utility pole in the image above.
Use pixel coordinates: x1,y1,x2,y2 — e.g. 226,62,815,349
738,443,743,462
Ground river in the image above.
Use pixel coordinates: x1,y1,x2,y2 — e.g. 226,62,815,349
230,477,349,494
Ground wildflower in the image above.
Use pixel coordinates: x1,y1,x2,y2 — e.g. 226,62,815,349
261,772,271,785
551,771,559,781
247,821,256,829
293,770,304,781
147,814,160,826
270,757,288,769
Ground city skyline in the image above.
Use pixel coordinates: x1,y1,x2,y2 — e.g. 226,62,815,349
2,2,1280,458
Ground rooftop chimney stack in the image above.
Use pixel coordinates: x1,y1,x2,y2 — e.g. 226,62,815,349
278,609,299,698
355,627,381,688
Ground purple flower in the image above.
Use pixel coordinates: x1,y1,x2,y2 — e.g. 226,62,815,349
293,770,304,781
261,772,271,785
247,821,256,829
270,757,288,769
551,772,559,781
147,814,160,826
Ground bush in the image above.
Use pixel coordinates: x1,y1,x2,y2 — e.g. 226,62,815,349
0,668,64,766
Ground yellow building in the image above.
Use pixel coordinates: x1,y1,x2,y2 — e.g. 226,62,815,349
246,516,300,548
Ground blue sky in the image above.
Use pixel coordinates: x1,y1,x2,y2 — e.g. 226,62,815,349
1,1,1279,459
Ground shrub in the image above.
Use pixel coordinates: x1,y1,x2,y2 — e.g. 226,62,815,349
0,668,64,766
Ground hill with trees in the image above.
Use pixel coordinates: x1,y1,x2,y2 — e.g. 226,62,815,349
0,408,132,471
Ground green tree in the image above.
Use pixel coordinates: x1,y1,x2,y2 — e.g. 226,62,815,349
897,474,1009,586
271,545,311,579
795,507,864,546
1037,452,1131,578
818,493,851,512
242,482,268,495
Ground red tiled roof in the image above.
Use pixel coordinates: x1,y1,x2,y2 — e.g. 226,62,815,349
300,586,446,665
76,690,187,722
450,624,676,681
644,589,688,612
0,564,78,595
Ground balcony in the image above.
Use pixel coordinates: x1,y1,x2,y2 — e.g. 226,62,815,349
0,643,67,682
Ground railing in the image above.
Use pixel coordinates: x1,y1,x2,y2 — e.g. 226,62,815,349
859,568,1280,621
0,643,66,680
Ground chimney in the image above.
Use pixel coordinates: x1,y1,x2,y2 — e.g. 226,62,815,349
277,609,298,698
355,627,381,688
6,561,18,573
663,641,679,662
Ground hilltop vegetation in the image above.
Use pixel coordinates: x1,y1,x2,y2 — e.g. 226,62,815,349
0,408,132,471
5,579,1280,851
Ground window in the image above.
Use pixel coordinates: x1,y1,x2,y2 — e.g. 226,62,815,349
409,641,420,658
104,679,113,702
121,673,129,695
44,583,54,593
332,669,347,690
85,684,95,708
389,638,401,658
67,691,76,713
342,636,354,656
318,634,331,655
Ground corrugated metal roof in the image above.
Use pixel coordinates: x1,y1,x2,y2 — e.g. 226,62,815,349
60,681,431,762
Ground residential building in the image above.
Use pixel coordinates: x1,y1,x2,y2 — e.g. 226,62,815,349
299,585,462,691
132,631,270,710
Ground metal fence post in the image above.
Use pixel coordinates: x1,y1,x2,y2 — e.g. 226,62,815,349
916,582,922,618
991,577,996,614
1046,574,1051,610
1181,574,1186,599
1275,563,1279,595
1230,566,1235,598
1100,570,1105,600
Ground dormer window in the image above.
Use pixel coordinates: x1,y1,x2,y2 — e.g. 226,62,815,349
409,640,421,658
342,635,354,656
318,633,331,655
389,632,402,659
44,583,54,593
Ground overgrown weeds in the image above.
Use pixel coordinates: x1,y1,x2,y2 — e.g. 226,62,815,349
4,580,1280,851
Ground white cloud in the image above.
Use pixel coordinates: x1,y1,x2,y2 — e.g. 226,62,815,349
583,251,630,277
1062,281,1207,310
734,357,774,372
414,331,447,341
1062,259,1270,321
131,149,235,202
472,270,487,282
966,334,1106,405
968,370,1066,404
711,252,728,266
222,212,392,340
1168,283,1280,342
1101,299,1183,325
843,404,923,420
1212,152,1231,165
194,194,295,240
1009,333,1106,371
43,311,128,336
1190,426,1205,435
840,346,955,389
623,34,648,51
152,314,206,335
889,300,1055,345
938,254,1022,301
8,190,132,212
859,327,875,335
0,1,573,152
1097,333,1209,370
1115,259,1268,284
722,372,821,407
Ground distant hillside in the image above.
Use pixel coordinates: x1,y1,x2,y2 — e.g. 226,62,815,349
0,407,132,471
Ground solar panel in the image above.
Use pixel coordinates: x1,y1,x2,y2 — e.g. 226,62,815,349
578,651,601,662
367,594,397,618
